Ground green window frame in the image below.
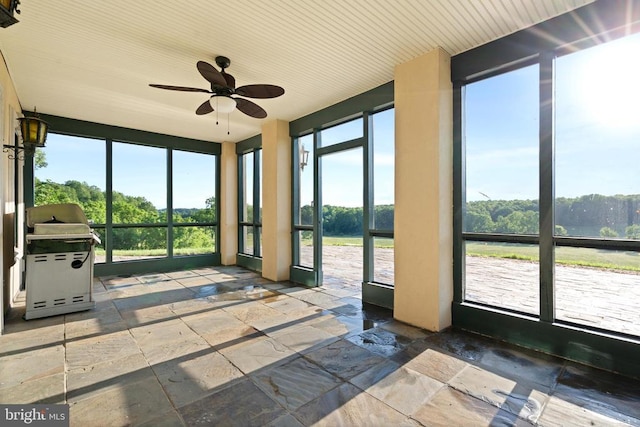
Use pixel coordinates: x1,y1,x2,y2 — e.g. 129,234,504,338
236,135,262,271
452,2,640,377
28,115,221,276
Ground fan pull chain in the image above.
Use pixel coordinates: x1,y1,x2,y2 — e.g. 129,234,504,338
216,98,219,125
227,113,230,135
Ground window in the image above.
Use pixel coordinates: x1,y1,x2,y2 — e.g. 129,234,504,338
371,108,395,285
172,151,217,255
455,12,640,350
451,3,640,377
295,134,314,268
463,65,540,315
35,134,106,224
238,148,262,259
35,134,107,262
319,118,362,148
553,32,640,335
33,127,219,272
112,142,167,259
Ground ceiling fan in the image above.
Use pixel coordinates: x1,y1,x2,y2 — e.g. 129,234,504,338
149,56,284,119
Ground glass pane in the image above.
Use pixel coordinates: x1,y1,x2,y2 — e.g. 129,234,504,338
34,134,106,224
555,247,640,336
373,237,394,285
298,134,314,226
322,148,363,287
113,142,166,223
242,152,254,223
319,118,363,147
465,65,540,235
465,242,539,315
373,108,394,230
555,33,640,238
112,227,167,261
172,151,216,223
173,226,215,255
241,225,254,255
298,230,314,268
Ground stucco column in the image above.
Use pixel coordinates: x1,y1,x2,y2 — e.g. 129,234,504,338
261,119,291,281
219,141,237,265
394,48,453,331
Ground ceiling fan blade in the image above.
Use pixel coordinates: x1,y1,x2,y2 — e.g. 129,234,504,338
222,72,236,89
235,98,267,119
149,84,211,93
195,100,213,115
197,61,227,87
235,84,285,99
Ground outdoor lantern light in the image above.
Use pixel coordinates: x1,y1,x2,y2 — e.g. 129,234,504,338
0,0,20,28
3,108,48,159
300,144,310,171
211,96,237,114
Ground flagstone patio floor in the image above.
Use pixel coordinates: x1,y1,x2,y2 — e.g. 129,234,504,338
1,264,640,426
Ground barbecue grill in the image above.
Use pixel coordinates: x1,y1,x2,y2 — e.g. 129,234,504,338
24,203,101,320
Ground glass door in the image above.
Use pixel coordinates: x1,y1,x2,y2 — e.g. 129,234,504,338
318,147,363,290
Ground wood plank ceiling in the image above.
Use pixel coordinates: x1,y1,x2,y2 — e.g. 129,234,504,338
0,0,593,142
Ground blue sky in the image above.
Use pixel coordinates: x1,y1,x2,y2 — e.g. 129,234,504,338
37,32,639,209
466,31,640,202
37,137,216,209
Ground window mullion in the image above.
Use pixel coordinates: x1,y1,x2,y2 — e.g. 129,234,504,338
253,149,261,257
539,51,555,323
167,148,173,258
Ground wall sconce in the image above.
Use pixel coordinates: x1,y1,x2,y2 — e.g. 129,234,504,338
299,144,310,171
0,0,20,28
3,108,48,159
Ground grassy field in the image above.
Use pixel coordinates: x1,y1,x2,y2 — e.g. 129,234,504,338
95,236,639,273
466,242,640,272
300,236,394,248
303,236,640,273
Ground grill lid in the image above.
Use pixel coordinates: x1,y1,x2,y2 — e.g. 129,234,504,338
26,203,89,228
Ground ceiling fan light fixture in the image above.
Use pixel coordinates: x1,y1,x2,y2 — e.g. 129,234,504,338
211,96,236,114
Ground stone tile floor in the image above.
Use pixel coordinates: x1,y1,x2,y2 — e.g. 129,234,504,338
1,265,640,426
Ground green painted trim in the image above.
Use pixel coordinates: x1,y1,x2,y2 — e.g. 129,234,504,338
167,148,174,258
452,82,464,303
253,150,261,257
363,282,394,310
105,139,113,264
290,266,317,287
94,253,220,276
236,135,262,153
291,137,301,266
35,113,221,154
290,82,394,136
237,153,245,253
215,152,222,254
313,130,322,286
453,302,640,379
539,52,555,322
237,253,262,273
316,137,364,156
362,113,374,286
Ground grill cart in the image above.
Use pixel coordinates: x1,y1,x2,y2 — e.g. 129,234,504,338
24,203,101,320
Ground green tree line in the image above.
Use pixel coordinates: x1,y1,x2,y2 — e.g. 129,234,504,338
35,178,216,251
299,204,394,236
466,194,640,238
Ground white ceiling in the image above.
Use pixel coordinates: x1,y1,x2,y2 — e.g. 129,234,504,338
0,0,593,143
